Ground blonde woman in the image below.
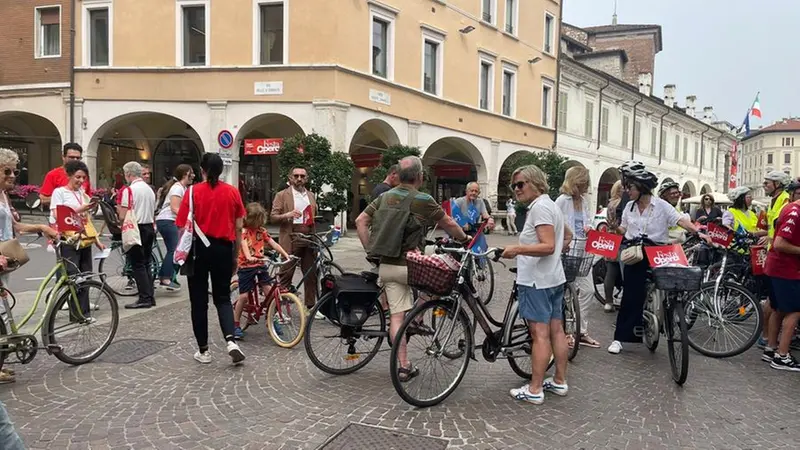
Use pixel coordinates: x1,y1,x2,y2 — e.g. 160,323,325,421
0,148,58,384
554,166,600,348
603,180,623,312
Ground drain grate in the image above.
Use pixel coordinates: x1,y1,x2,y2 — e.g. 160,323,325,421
320,423,448,450
97,339,176,364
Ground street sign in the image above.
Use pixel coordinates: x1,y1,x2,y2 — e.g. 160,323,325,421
218,130,234,149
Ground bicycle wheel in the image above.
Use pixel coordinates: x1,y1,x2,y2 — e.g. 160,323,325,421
684,281,762,358
564,284,580,361
505,304,534,380
665,299,689,385
390,299,473,407
471,258,495,305
98,245,138,297
43,280,119,365
643,284,659,352
303,293,386,375
266,291,307,348
0,313,7,373
323,261,345,277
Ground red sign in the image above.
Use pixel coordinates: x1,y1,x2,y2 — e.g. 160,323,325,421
645,244,689,268
434,164,471,178
750,245,767,275
56,205,84,232
729,141,738,189
244,138,282,156
706,223,733,247
302,205,314,226
585,230,623,259
441,199,452,217
351,153,381,168
757,211,767,230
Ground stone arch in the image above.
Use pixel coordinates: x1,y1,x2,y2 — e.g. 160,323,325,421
87,112,205,191
682,180,697,198
0,111,63,185
347,119,402,221
596,166,621,209
234,113,306,208
422,136,487,202
700,184,712,195
497,150,532,210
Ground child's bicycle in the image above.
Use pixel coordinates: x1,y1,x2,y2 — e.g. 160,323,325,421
230,255,306,348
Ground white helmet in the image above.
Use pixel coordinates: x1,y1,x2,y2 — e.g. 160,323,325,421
727,186,751,202
764,170,791,186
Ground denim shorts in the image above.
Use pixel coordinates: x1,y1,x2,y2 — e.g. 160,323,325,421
517,284,565,324
237,267,272,295
770,277,800,313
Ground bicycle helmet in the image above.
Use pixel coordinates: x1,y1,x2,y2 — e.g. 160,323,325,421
786,178,800,194
625,168,658,192
727,186,751,202
657,181,680,198
619,160,645,178
764,170,791,186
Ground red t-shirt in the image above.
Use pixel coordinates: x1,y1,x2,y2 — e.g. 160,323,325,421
176,181,245,242
40,167,92,197
238,227,273,269
765,203,800,280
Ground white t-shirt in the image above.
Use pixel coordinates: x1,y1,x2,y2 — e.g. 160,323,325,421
120,179,156,224
620,197,682,244
516,194,566,289
292,187,310,224
49,186,86,225
155,183,186,222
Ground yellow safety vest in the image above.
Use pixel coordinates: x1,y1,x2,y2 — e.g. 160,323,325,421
729,208,758,234
767,191,790,240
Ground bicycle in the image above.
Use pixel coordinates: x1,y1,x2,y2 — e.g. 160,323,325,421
98,237,167,297
561,238,593,360
0,236,119,372
231,255,306,348
427,221,495,306
630,236,702,385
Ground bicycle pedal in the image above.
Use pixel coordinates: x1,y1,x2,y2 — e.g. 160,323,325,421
46,344,63,353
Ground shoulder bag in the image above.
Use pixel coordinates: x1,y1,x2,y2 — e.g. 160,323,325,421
620,204,654,265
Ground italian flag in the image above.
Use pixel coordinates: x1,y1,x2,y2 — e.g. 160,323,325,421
751,93,762,118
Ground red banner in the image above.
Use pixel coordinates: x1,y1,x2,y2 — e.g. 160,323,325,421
441,199,452,217
645,244,689,268
434,164,471,178
729,141,738,189
585,230,623,259
56,205,84,232
706,223,733,247
351,153,382,168
302,205,314,226
750,245,767,275
757,210,767,230
243,138,303,155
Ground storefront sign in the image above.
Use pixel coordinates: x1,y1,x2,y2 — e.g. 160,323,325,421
585,230,623,259
706,223,733,247
369,89,391,106
433,164,471,178
244,138,283,155
254,81,284,96
351,153,382,168
645,244,689,268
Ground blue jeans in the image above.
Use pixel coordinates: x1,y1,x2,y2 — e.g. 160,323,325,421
156,220,179,280
0,401,24,450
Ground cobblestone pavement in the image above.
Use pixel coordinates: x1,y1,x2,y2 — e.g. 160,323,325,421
1,234,799,450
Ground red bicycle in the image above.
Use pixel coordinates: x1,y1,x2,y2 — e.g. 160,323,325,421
231,256,307,348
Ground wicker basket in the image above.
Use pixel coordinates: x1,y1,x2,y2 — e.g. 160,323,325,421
652,266,703,292
561,238,593,283
406,252,460,296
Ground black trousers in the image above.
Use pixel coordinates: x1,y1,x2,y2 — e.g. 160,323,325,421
187,238,236,349
61,245,92,320
614,259,650,343
128,224,156,305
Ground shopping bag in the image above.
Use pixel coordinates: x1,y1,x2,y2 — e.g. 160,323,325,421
174,185,209,267
121,209,141,252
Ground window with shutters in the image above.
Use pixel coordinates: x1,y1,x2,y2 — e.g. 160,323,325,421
683,137,688,162
622,116,630,147
557,92,568,131
634,120,641,151
650,126,657,155
35,6,61,58
584,102,594,138
600,107,609,142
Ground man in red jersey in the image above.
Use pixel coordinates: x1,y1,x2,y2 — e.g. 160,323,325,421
39,143,91,206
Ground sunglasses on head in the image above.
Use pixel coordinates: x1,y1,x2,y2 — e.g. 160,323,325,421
3,168,20,177
509,181,526,191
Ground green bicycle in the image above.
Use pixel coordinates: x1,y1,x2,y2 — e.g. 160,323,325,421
0,237,119,371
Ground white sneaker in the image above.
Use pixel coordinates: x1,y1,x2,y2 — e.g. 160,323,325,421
194,350,212,364
542,377,569,396
608,340,622,354
61,303,99,311
227,341,245,365
509,384,544,404
603,303,614,312
314,311,326,320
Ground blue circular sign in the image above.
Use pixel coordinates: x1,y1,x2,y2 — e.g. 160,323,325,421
218,130,234,149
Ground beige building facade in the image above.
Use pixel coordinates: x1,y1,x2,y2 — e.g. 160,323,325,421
1,0,561,219
740,118,800,198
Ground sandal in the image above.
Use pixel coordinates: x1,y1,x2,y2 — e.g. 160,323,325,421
398,365,419,382
566,335,575,349
579,335,601,348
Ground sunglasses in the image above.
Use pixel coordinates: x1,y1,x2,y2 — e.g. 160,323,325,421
509,181,526,191
292,174,307,179
3,168,20,177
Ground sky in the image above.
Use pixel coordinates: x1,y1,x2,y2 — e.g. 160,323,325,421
562,0,800,128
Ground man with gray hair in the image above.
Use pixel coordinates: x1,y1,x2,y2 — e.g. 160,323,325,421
356,156,469,382
454,181,495,232
117,161,157,309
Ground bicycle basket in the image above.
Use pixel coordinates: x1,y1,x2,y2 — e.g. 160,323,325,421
652,266,703,292
406,251,460,296
331,273,381,327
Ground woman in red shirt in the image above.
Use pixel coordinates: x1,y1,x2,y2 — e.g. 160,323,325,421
176,153,246,366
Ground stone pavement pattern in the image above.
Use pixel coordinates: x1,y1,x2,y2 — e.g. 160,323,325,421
1,235,799,449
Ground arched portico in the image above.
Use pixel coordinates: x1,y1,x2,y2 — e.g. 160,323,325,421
422,136,487,202
348,119,400,221
0,112,63,185
596,166,621,209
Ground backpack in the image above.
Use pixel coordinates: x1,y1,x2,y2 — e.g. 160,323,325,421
97,199,123,238
367,189,423,259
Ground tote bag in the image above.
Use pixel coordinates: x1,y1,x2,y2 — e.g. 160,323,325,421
174,185,210,267
120,187,142,252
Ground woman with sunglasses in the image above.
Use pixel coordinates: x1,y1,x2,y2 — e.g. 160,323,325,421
0,149,59,384
693,194,722,224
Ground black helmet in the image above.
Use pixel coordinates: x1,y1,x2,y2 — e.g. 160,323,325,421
626,168,658,192
658,181,680,198
786,178,800,194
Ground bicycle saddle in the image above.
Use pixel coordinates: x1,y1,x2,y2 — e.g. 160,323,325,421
360,271,379,282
